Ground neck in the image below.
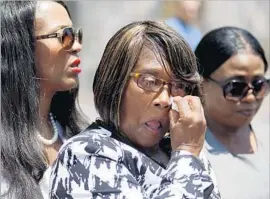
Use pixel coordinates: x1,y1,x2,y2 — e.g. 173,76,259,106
207,117,251,139
206,116,257,154
142,144,160,157
142,144,169,166
39,92,54,121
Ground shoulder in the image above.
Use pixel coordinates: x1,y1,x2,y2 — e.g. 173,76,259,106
188,25,202,41
57,124,125,162
193,27,202,37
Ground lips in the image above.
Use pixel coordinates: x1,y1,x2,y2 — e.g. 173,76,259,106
72,59,80,66
237,109,257,117
146,120,161,129
70,59,81,73
145,120,162,134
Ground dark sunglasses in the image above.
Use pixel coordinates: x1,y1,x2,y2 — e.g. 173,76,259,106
36,27,82,50
208,77,270,102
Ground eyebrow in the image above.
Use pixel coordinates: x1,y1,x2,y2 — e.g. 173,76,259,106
137,66,185,81
135,67,171,77
223,75,265,82
225,75,246,80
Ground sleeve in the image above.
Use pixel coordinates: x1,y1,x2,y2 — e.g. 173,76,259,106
199,151,222,199
49,141,219,199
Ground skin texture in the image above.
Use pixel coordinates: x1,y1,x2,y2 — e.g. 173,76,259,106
120,46,172,150
34,1,82,165
35,1,82,94
119,46,206,157
203,51,265,153
204,52,265,128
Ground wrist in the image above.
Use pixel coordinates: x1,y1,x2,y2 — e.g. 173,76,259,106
173,143,202,157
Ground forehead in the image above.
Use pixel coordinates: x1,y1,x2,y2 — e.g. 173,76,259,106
133,46,172,79
212,52,265,79
35,1,72,34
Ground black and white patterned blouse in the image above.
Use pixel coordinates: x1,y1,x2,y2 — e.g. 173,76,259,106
49,121,221,199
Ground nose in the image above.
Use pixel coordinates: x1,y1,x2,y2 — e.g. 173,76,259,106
71,39,82,53
241,88,257,103
153,85,171,109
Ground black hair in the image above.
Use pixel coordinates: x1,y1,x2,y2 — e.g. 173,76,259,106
195,26,268,78
1,1,86,198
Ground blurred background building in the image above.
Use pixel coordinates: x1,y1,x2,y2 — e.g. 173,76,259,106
65,0,269,123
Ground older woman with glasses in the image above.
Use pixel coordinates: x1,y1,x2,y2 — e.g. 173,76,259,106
195,26,269,199
49,21,221,198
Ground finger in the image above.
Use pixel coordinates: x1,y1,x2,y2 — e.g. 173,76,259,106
200,103,205,115
186,96,202,112
200,105,207,125
169,109,178,128
173,96,190,118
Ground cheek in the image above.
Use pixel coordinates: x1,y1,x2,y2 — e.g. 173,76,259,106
35,41,66,78
120,82,150,130
121,84,141,123
204,86,234,117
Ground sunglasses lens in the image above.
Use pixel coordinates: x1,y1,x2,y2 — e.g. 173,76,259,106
78,28,83,44
224,81,248,101
253,79,270,99
62,28,75,50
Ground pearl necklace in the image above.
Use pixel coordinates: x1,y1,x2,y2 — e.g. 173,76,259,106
38,113,59,145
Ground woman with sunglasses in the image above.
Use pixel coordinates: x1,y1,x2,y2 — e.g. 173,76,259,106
49,21,221,198
1,1,86,199
195,26,269,199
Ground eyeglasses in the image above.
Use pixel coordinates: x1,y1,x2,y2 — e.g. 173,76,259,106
36,27,82,50
208,76,270,102
130,72,185,96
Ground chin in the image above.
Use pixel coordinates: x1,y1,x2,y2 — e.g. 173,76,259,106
231,116,254,128
139,141,160,149
58,81,79,91
141,136,163,148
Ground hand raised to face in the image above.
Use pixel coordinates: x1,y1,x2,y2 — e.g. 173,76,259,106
169,95,206,157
